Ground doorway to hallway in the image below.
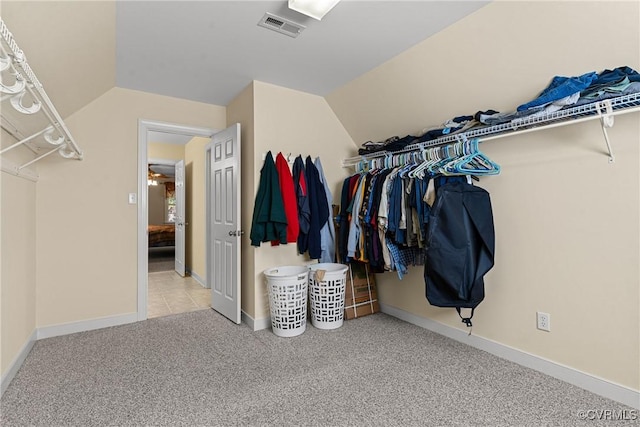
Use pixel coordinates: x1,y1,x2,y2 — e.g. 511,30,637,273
147,270,209,318
138,119,217,321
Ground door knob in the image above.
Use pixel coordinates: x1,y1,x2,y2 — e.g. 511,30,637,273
228,230,244,236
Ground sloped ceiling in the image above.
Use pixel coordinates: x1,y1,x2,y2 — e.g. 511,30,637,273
1,1,116,120
1,0,488,131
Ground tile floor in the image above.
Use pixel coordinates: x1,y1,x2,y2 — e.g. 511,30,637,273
148,271,211,318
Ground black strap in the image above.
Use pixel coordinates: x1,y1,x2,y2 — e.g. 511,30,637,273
456,307,475,327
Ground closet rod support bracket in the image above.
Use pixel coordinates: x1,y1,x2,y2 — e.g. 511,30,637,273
597,100,615,163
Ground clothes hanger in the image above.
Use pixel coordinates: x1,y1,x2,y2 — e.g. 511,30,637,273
409,147,431,179
454,138,501,176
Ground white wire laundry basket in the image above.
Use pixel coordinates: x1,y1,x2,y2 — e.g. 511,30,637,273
264,266,309,338
308,263,349,330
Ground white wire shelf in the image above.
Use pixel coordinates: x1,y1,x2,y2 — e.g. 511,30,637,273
343,91,640,167
0,17,83,178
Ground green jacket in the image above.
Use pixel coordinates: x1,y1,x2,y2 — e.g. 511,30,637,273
250,151,288,246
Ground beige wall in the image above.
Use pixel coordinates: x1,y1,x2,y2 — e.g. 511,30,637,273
228,81,356,321
227,82,257,318
0,168,37,375
250,81,356,320
1,130,38,377
148,143,184,162
184,136,211,281
35,87,226,327
326,1,640,390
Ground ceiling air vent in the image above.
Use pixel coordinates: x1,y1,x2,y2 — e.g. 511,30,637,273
258,13,305,38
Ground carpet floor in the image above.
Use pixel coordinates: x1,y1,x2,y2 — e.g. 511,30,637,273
1,311,637,426
148,251,175,273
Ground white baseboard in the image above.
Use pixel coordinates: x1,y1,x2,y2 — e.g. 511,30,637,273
37,312,139,340
188,270,206,288
1,329,37,397
241,310,271,332
380,303,640,409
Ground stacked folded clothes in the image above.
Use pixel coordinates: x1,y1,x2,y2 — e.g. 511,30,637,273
484,66,640,125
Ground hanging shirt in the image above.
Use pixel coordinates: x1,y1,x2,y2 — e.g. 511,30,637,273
314,157,335,263
377,170,394,270
337,176,353,263
346,175,366,260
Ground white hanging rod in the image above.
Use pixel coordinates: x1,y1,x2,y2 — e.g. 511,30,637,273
0,18,83,163
342,92,640,167
0,114,39,155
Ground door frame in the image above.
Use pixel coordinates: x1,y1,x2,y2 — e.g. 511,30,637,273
137,119,216,321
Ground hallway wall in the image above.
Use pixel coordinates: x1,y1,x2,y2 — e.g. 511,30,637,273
35,88,226,327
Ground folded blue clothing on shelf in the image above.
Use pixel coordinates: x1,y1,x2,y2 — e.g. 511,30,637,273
484,66,640,126
573,80,640,107
517,71,598,111
583,66,640,94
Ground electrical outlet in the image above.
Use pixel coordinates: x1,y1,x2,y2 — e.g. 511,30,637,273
537,312,551,332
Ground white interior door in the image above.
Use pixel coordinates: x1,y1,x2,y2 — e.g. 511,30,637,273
207,123,241,324
174,160,186,277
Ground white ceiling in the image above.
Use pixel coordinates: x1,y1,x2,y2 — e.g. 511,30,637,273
116,1,489,107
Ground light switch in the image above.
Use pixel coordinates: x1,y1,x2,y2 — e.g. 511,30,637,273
128,193,137,204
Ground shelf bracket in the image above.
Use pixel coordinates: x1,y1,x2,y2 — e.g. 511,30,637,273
596,99,615,163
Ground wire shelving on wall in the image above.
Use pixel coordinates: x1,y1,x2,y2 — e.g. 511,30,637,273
0,18,83,181
343,92,640,168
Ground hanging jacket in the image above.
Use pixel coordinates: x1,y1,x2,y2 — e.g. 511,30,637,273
250,151,288,246
424,179,495,327
305,156,329,260
293,156,311,254
314,157,335,263
274,152,299,244
337,176,353,263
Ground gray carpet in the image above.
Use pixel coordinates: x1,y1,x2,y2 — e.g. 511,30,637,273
1,311,637,426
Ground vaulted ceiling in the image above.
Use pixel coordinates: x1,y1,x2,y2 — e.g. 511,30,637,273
1,1,488,122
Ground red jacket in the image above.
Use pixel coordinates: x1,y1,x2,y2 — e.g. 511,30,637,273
273,152,299,244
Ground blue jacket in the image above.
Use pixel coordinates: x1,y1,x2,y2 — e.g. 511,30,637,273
304,156,329,260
